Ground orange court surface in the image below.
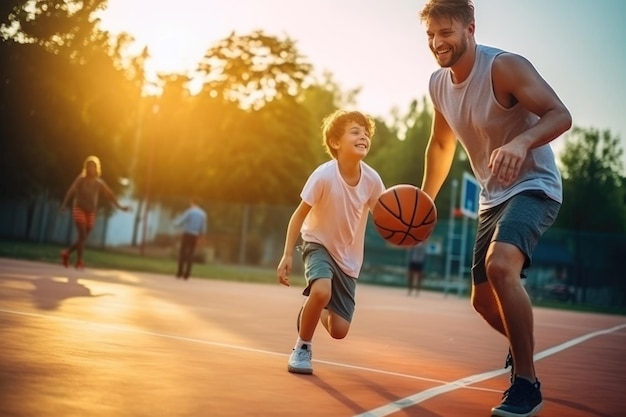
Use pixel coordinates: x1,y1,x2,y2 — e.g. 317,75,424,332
1,256,625,417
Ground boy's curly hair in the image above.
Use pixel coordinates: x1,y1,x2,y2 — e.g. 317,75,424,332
321,110,376,158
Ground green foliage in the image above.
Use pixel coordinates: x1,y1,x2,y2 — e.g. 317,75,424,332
0,239,294,284
368,98,431,186
2,0,623,246
557,127,626,233
197,30,312,111
0,0,141,202
367,97,471,218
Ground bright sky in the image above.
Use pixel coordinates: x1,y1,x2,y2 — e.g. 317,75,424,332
98,0,626,167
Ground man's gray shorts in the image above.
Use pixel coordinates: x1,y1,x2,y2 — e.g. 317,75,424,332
471,190,561,285
300,241,356,323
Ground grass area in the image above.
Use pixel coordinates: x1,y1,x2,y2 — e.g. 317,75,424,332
0,239,302,285
1,239,624,316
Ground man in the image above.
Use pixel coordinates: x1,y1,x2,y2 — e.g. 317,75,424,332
418,1,572,416
174,197,207,280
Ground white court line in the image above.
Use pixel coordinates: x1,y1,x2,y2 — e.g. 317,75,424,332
2,307,625,410
354,323,626,417
0,307,493,391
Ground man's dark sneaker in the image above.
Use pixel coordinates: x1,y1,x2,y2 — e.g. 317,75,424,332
491,377,543,417
504,348,514,382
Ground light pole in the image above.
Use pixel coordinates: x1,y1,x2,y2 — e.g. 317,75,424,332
140,103,159,255
444,179,458,296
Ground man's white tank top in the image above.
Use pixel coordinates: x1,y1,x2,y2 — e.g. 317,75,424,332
429,44,562,209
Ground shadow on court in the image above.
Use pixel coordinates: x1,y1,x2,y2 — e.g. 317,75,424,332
31,276,112,310
0,274,112,310
543,396,614,417
1,257,625,417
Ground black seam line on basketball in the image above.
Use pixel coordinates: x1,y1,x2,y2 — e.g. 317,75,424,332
375,223,432,232
375,188,433,245
426,205,435,217
377,195,415,228
421,206,437,225
390,231,427,240
373,215,434,229
396,187,420,245
375,224,431,233
407,187,427,243
376,202,414,228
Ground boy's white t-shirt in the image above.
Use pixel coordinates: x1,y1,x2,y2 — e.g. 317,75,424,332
300,159,385,278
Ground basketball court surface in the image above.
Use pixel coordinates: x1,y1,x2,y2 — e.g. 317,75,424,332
1,257,624,417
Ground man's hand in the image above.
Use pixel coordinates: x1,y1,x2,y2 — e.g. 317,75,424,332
488,141,527,187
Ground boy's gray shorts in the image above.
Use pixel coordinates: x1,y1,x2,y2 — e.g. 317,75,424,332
300,241,356,323
471,190,561,285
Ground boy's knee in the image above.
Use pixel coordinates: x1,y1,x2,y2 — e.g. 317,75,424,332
328,322,349,339
330,330,348,339
309,279,332,301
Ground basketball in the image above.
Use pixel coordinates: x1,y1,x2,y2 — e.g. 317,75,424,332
372,184,437,247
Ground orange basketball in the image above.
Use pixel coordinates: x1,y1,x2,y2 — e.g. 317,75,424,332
372,184,437,247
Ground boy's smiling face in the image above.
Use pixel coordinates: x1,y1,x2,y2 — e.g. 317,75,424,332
330,121,371,160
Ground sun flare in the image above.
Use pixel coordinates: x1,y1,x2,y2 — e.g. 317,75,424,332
97,1,219,84
143,27,202,76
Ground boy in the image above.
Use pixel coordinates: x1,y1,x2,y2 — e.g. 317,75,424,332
277,110,385,374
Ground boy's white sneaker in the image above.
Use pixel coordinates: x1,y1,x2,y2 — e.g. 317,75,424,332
287,344,313,374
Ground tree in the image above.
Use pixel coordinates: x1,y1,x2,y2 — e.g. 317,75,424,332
367,97,471,220
368,98,431,186
556,127,626,302
196,30,313,111
128,30,320,206
557,127,626,233
0,0,144,201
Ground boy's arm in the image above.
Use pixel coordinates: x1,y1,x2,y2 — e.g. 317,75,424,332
277,201,311,287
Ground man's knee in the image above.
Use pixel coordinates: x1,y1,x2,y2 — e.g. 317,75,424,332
485,257,510,284
485,243,525,287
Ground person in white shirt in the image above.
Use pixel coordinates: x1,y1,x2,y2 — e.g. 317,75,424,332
277,110,385,375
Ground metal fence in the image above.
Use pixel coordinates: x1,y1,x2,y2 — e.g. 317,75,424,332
1,195,624,309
